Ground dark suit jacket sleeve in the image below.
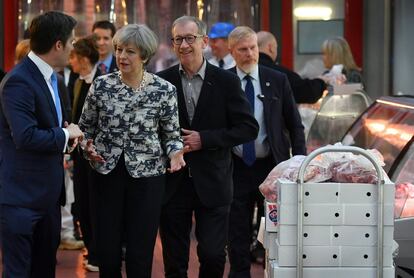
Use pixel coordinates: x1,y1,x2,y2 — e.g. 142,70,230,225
1,74,66,152
259,53,325,104
287,71,326,104
199,72,259,149
280,74,307,155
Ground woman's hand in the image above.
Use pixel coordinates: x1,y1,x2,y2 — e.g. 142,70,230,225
167,146,190,173
82,139,105,163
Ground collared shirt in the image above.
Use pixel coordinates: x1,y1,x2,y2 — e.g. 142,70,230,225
179,59,207,123
99,54,113,73
28,51,69,151
233,64,270,159
208,53,236,70
79,64,98,84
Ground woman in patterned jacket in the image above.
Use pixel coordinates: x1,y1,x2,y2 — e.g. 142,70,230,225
78,24,186,277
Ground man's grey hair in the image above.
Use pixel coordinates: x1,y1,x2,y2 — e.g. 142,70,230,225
228,26,256,49
172,16,207,36
113,24,158,65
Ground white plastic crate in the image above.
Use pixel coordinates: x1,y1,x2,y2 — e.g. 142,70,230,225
268,260,395,278
274,241,393,267
277,225,394,246
277,203,394,226
277,180,395,205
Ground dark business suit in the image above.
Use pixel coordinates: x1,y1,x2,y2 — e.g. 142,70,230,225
0,56,67,277
157,62,258,278
228,65,306,277
259,53,326,104
97,55,118,75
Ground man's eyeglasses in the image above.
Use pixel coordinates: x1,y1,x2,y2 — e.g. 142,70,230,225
171,35,204,45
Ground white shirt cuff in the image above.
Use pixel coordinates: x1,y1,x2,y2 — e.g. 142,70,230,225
62,128,69,153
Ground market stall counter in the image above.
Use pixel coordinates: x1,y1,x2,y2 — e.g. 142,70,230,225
341,95,414,277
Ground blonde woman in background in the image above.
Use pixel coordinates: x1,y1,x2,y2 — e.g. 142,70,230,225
322,36,363,84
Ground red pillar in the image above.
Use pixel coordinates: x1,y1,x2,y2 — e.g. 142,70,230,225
344,0,363,68
281,0,293,69
3,0,18,71
261,0,270,31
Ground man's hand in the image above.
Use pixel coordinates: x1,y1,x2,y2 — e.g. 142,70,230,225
64,121,82,150
83,139,105,163
65,122,84,141
181,128,202,152
167,145,190,173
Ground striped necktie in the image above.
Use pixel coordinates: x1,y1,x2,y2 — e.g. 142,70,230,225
99,63,107,74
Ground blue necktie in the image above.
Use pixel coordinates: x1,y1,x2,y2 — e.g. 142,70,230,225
243,75,256,166
50,72,63,127
218,59,224,68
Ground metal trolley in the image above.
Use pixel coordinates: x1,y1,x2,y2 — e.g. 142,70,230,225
295,146,387,278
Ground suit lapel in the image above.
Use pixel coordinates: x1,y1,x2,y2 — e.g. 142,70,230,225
25,57,60,126
171,67,190,127
258,66,276,126
190,63,214,128
259,67,274,100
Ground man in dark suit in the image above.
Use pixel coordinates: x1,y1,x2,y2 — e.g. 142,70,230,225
0,11,84,277
227,26,306,277
157,16,259,278
257,31,326,104
92,20,118,74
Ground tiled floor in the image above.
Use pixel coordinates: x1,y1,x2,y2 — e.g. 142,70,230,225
2,235,265,277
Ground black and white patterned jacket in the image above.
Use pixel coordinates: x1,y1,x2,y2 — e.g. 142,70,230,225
79,71,183,178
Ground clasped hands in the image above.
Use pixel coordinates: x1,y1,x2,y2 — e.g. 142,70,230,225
64,122,104,163
65,125,203,169
167,128,201,173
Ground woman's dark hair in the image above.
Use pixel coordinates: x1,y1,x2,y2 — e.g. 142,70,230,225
73,35,100,65
29,11,76,55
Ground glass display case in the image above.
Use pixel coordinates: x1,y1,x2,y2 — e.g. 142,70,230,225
342,96,414,173
305,88,370,153
341,96,414,277
392,138,414,277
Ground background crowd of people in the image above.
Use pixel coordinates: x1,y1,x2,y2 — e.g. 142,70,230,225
0,9,362,278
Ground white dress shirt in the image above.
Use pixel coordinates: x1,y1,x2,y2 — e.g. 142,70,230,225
28,51,69,151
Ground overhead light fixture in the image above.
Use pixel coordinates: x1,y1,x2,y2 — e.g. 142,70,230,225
294,7,332,20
